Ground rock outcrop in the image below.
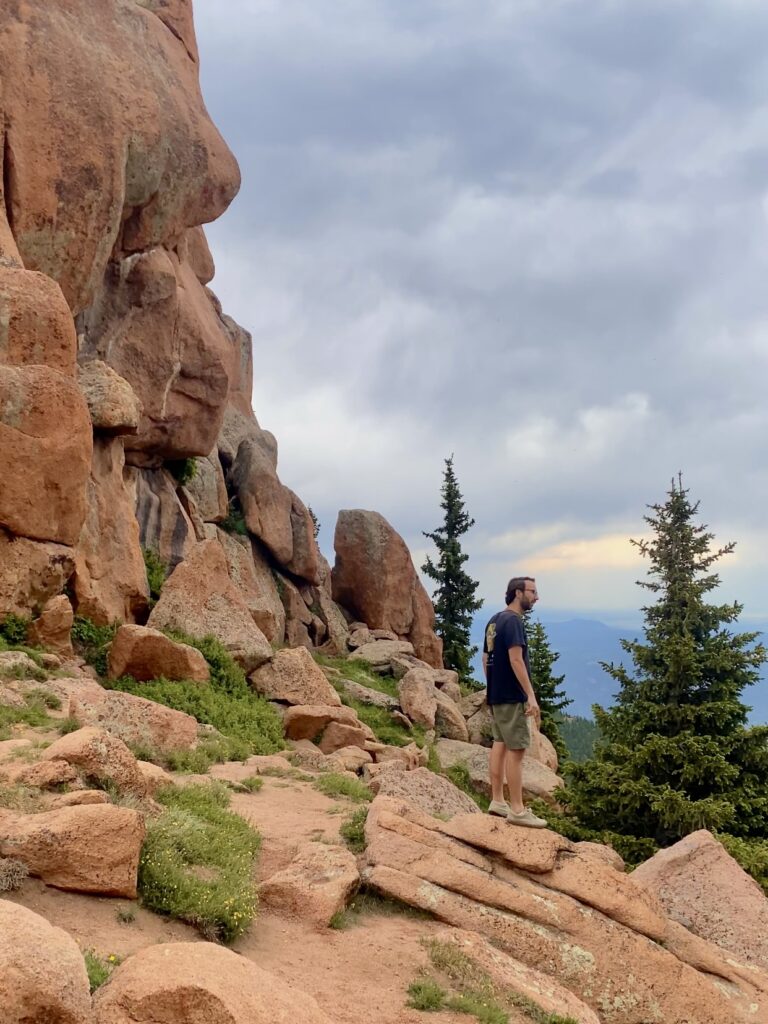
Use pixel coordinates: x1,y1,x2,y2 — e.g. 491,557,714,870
332,510,443,667
633,829,768,972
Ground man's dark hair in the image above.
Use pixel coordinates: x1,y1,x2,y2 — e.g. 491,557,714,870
505,576,535,605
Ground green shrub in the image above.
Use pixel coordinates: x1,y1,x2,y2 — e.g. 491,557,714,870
240,775,264,793
0,615,31,646
313,654,400,699
58,716,81,736
716,833,768,894
167,458,198,487
71,617,117,676
139,782,260,943
313,772,372,804
408,978,447,1011
221,501,248,536
116,905,136,924
340,696,425,748
340,807,368,853
25,687,62,710
142,547,168,608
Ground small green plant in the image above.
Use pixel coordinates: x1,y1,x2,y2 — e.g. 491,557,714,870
164,735,251,773
0,856,28,892
239,775,264,793
71,617,118,676
142,547,168,608
340,696,425,748
443,762,489,811
116,905,136,924
83,950,121,993
407,978,447,1011
716,833,768,895
167,458,198,488
340,806,368,853
221,497,248,536
0,614,31,646
313,772,372,804
328,909,349,930
426,744,441,774
138,782,260,943
58,716,81,736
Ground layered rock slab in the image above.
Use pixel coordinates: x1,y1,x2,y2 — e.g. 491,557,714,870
363,795,768,1024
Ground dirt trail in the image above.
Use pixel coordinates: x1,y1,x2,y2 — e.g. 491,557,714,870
9,765,491,1023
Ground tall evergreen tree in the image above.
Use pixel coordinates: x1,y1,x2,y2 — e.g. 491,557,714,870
564,476,768,848
526,617,571,762
422,456,483,681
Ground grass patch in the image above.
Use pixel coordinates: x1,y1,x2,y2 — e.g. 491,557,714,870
313,772,372,804
0,856,28,892
109,633,285,760
0,783,45,813
0,660,48,683
25,687,61,710
340,806,368,853
71,617,117,676
164,736,251,773
340,696,425,748
138,782,260,943
423,939,578,1024
444,762,490,812
83,950,121,993
239,774,265,793
116,905,136,924
314,654,400,699
58,716,81,736
0,692,55,740
335,887,432,927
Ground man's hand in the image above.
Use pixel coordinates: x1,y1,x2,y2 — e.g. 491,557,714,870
525,698,541,723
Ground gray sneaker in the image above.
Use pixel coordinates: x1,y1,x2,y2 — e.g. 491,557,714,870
487,800,509,817
507,807,548,829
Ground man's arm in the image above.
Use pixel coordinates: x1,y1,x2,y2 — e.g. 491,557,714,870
482,652,488,681
508,647,540,721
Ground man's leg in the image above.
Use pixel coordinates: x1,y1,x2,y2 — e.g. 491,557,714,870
504,747,526,814
489,741,507,803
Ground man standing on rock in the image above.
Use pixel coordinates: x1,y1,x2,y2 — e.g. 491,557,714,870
482,576,547,828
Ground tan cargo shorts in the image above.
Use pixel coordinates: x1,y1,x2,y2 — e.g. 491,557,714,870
490,702,530,750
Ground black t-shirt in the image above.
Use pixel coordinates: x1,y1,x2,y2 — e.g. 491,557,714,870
483,610,529,705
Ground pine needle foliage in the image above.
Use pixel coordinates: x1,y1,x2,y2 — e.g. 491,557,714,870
422,456,482,681
526,617,571,762
563,476,768,848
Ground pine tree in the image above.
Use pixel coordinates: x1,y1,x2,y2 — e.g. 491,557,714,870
422,456,483,681
526,617,571,762
564,476,768,849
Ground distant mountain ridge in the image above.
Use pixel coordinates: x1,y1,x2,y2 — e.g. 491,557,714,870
471,615,768,725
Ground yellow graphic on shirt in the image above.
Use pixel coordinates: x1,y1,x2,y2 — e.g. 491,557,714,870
485,622,496,654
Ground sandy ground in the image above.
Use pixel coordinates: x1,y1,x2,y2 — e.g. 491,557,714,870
9,768,492,1023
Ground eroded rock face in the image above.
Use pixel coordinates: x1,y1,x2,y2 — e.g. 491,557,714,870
148,539,272,671
369,766,480,819
26,595,74,657
0,364,92,545
332,510,442,667
69,689,198,755
0,531,75,618
0,900,91,1024
77,360,142,435
0,266,77,374
363,796,768,1024
42,726,148,796
91,941,335,1024
1,0,240,314
73,438,150,625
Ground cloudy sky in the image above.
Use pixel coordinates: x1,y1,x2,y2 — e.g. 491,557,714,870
193,0,768,626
